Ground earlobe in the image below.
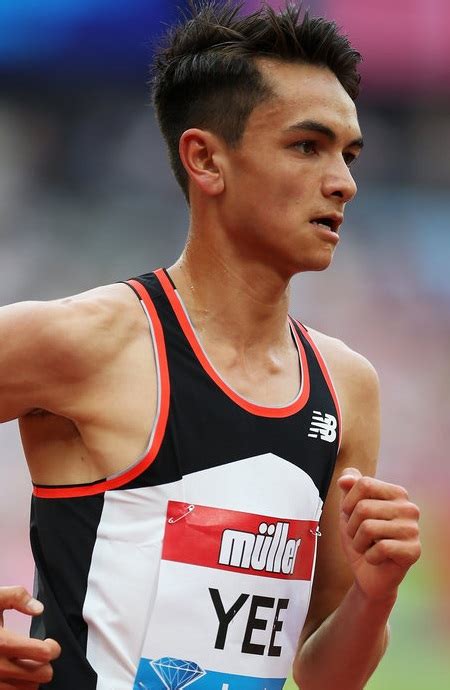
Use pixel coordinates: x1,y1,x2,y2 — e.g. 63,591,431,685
179,129,225,196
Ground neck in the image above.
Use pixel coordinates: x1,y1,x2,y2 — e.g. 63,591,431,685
167,228,292,352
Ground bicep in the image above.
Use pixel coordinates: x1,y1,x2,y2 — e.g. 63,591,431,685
0,299,99,422
0,301,56,421
299,354,381,644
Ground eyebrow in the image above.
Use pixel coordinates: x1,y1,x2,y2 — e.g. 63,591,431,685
286,119,364,149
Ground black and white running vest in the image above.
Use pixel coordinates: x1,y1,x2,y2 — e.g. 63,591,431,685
30,268,341,690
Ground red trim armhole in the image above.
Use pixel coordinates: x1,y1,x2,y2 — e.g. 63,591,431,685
295,321,343,451
33,279,170,499
155,268,310,418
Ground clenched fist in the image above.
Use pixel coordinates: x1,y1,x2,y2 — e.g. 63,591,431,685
338,468,421,602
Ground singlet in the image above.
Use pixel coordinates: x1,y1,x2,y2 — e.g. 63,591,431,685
30,268,341,690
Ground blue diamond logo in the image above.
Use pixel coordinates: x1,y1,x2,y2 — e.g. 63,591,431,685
149,657,206,690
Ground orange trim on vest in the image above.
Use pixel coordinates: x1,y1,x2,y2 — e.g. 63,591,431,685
154,268,310,418
295,321,342,451
33,279,170,499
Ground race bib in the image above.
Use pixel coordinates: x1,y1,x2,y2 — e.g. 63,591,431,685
134,501,319,690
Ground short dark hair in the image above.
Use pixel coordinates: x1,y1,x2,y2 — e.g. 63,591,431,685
152,1,362,199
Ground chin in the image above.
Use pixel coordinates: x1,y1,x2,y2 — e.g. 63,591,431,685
294,251,335,275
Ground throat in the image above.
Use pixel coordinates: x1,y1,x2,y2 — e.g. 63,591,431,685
200,331,302,408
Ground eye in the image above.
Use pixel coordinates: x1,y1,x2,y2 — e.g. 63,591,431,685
343,151,358,168
294,140,317,155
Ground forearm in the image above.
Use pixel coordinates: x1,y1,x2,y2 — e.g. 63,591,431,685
293,584,396,690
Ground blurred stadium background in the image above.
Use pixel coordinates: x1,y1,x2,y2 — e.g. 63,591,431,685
0,1,449,688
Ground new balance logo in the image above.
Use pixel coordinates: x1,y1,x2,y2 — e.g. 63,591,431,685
308,411,337,442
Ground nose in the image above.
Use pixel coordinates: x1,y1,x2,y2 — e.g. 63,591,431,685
321,158,358,203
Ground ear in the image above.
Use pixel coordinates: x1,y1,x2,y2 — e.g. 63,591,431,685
179,128,225,197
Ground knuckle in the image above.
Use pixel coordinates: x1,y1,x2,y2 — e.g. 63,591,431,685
360,519,375,538
9,586,28,607
14,586,27,599
355,500,371,520
375,539,391,558
44,638,61,659
404,542,422,566
41,663,54,683
396,485,409,500
38,647,52,664
398,500,420,521
408,502,420,520
358,477,372,494
402,523,419,540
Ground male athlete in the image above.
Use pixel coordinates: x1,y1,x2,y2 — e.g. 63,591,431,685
0,2,420,689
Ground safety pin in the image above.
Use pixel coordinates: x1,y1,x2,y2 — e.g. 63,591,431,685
310,526,322,537
168,504,195,524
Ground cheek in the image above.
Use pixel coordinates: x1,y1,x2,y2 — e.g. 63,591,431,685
267,162,310,200
225,156,309,219
267,180,308,218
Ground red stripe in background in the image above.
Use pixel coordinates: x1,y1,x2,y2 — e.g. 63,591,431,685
162,501,318,581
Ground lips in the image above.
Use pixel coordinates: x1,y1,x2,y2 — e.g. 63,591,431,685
310,214,343,233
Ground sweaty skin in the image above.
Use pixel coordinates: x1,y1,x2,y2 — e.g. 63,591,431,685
0,61,420,689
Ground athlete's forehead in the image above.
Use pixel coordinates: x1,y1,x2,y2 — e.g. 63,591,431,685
246,59,362,145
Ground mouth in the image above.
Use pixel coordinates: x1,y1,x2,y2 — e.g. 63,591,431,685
310,215,343,233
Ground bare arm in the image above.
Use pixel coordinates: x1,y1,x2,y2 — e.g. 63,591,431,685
293,343,421,689
0,285,133,424
0,299,80,422
0,286,141,687
0,301,77,687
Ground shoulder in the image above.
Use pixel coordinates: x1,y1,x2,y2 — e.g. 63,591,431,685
0,281,149,420
305,325,379,399
54,281,143,339
304,326,380,457
23,282,145,380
